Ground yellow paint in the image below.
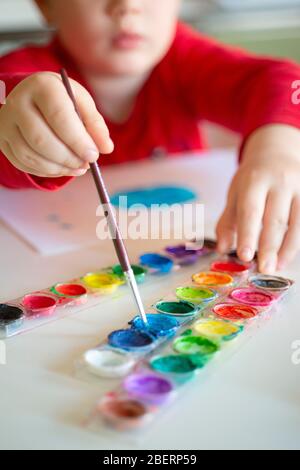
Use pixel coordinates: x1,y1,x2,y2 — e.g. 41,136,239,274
82,273,123,294
192,271,233,287
193,319,240,339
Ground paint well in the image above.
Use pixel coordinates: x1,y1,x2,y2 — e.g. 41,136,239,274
213,303,259,321
112,264,148,284
51,283,87,298
173,335,219,358
165,245,201,266
230,288,276,307
249,275,292,292
176,286,217,304
131,314,179,338
155,300,197,317
124,373,174,405
82,273,123,294
211,260,249,275
111,186,197,208
100,397,150,429
150,355,198,374
108,329,154,351
193,319,243,341
192,271,234,288
22,294,57,317
83,349,135,378
140,253,174,274
0,304,24,325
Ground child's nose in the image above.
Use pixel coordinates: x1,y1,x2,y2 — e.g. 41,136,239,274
107,0,141,17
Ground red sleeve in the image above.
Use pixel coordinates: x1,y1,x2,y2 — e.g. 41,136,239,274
0,46,73,191
174,23,300,142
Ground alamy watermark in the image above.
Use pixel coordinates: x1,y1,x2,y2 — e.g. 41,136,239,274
0,80,6,105
291,80,300,105
96,198,205,242
291,340,300,366
0,341,6,365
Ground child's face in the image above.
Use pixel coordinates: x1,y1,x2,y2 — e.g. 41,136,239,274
37,0,181,76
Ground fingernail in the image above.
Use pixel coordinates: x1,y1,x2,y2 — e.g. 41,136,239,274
240,247,254,262
84,149,99,162
73,169,87,176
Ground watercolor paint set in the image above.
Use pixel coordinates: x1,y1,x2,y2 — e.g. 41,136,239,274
0,242,212,339
82,261,294,436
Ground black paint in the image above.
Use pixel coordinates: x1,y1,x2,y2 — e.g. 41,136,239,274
0,304,24,325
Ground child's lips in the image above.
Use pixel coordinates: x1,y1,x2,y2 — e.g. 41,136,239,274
112,32,144,50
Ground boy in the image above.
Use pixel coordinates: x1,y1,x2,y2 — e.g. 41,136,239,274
0,0,300,274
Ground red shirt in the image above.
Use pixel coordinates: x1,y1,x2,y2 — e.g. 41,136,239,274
0,22,299,191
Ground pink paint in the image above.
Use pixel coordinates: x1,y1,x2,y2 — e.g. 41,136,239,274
230,288,276,307
23,294,57,318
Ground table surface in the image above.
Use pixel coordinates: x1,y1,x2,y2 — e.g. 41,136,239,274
1,153,300,450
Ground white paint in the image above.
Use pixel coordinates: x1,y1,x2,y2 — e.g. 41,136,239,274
83,349,134,378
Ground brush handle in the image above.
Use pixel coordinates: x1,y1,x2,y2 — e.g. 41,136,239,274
60,69,130,273
90,162,131,273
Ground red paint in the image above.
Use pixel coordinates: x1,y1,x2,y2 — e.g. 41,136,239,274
211,261,249,275
23,294,57,317
213,303,259,321
55,284,87,297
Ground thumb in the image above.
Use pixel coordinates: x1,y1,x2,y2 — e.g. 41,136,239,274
73,80,114,155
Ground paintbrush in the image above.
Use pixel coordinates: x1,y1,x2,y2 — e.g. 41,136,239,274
60,69,148,325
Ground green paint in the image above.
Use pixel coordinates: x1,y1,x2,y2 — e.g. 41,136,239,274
155,301,197,317
182,329,193,337
150,355,197,374
173,335,219,359
112,264,148,284
176,286,216,304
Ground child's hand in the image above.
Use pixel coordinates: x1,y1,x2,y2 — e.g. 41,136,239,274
217,124,300,273
0,72,114,178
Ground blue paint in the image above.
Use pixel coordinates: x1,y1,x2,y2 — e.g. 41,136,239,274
131,314,179,338
111,186,197,209
140,253,174,274
108,329,154,351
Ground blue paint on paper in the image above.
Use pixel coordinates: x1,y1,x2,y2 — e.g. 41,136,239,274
111,186,197,209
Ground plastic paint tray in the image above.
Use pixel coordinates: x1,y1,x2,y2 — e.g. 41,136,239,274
0,246,213,340
84,259,294,439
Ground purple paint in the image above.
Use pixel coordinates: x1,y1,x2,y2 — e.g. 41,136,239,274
123,373,174,405
165,245,207,266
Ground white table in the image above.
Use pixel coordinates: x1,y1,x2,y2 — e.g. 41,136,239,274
0,152,300,450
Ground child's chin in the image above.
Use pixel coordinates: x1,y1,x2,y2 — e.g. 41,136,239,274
108,55,153,76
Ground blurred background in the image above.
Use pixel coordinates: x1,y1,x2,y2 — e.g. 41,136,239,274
1,0,299,147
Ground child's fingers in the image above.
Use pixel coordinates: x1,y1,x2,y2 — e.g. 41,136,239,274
236,185,267,262
278,197,300,269
70,82,114,155
258,191,292,273
33,75,102,163
6,129,86,177
216,208,236,254
16,104,88,170
0,140,43,176
216,197,237,254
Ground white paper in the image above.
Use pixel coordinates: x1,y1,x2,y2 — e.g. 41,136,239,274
0,149,237,256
